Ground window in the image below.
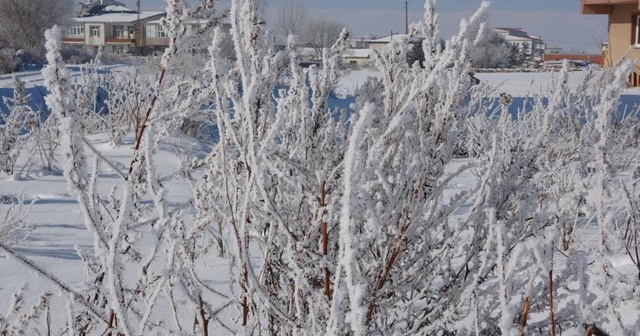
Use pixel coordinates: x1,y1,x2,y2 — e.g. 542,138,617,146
157,26,168,38
67,25,84,36
128,26,135,37
90,25,100,37
635,15,640,46
146,24,167,38
113,25,124,38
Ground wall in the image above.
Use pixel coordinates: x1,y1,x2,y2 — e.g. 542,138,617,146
85,23,105,46
544,53,604,66
369,42,389,53
606,4,640,67
341,57,372,68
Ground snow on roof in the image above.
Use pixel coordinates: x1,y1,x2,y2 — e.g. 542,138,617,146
370,34,409,43
504,36,534,42
104,5,133,12
73,11,165,23
343,49,372,58
369,34,424,43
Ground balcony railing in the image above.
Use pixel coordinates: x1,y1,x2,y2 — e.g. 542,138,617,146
629,67,640,87
62,37,84,43
146,37,170,46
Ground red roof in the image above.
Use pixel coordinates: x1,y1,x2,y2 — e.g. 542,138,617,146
495,27,527,34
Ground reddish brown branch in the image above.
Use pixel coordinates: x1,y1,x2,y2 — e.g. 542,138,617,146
128,66,167,174
519,296,530,336
365,219,409,324
549,270,556,336
319,181,331,299
199,295,209,336
583,323,610,336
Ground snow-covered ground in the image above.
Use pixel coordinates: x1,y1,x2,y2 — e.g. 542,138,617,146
335,68,640,98
0,64,130,88
6,65,639,104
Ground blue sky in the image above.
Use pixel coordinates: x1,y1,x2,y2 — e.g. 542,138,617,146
119,0,607,52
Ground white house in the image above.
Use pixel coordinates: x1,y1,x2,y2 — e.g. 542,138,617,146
63,5,165,55
342,49,373,68
144,18,231,55
493,27,545,60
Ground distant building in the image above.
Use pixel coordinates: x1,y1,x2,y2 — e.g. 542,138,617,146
63,2,231,56
63,8,165,55
493,27,545,60
342,49,373,68
367,33,423,53
144,19,230,55
349,35,375,49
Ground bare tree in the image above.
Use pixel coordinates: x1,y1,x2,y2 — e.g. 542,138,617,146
301,18,345,60
470,32,513,68
0,0,73,58
276,0,308,37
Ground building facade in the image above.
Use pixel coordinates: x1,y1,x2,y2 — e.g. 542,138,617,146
581,0,640,68
63,4,165,55
581,0,640,85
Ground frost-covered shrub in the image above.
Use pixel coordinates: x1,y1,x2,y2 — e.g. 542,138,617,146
0,48,18,74
0,76,38,176
100,67,157,144
6,0,635,335
28,115,59,175
59,46,94,64
0,288,51,335
0,194,31,244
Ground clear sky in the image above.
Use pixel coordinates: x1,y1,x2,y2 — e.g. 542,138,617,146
118,0,608,53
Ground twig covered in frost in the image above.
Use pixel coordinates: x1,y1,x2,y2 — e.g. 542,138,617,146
0,194,31,243
0,242,107,324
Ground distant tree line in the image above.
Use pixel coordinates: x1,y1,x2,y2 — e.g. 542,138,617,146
276,0,345,61
0,0,73,73
405,33,534,69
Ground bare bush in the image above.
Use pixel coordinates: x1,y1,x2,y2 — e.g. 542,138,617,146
0,0,74,58
0,194,32,244
0,48,18,73
301,18,345,60
0,0,636,335
276,0,307,37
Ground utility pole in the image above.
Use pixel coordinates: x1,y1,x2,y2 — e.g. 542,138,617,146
404,0,409,34
136,0,141,55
